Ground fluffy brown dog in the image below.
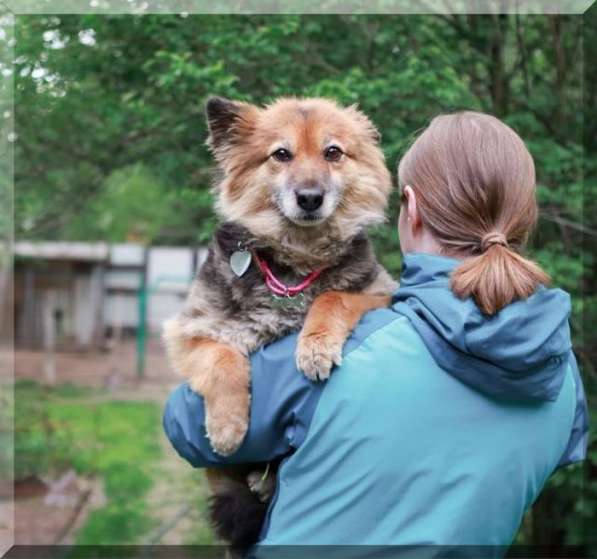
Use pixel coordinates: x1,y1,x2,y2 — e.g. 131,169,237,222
163,96,396,550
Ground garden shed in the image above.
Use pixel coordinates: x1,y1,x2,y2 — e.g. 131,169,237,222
14,242,108,351
13,241,206,353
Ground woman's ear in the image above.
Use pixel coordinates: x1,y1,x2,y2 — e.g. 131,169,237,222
403,185,422,231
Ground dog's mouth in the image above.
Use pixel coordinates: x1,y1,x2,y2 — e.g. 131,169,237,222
287,212,327,227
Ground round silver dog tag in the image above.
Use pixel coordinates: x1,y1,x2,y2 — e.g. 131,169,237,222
230,250,252,277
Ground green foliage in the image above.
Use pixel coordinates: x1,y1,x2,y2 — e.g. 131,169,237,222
63,164,173,243
14,380,161,544
12,10,597,549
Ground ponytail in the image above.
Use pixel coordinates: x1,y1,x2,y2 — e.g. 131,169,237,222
450,232,550,315
398,111,549,315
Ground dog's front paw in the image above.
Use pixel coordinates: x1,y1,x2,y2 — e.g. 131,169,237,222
296,331,343,381
204,398,249,456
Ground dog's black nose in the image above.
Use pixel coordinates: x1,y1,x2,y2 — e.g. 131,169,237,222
296,190,324,212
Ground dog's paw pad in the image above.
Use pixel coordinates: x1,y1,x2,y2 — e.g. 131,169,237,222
247,471,263,493
247,470,275,503
205,413,248,456
296,334,343,382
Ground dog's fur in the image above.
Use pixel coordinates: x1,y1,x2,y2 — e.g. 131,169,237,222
163,96,397,551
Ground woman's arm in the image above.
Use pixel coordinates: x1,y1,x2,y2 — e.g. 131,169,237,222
163,331,325,467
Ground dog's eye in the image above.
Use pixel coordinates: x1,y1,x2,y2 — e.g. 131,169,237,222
272,148,293,162
324,146,343,162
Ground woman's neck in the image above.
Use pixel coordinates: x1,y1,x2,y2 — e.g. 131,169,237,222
405,227,444,256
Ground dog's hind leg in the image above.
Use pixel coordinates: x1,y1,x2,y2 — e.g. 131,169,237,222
296,291,391,381
206,468,269,556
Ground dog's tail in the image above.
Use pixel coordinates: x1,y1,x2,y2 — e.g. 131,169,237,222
209,483,269,555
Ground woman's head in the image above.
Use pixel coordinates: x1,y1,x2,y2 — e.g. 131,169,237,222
397,111,549,315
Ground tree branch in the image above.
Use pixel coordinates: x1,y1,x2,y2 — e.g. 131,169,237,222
541,213,597,237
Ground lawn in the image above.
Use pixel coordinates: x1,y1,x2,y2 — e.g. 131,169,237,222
14,380,164,544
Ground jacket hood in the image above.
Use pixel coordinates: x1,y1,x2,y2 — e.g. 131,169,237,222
392,253,573,402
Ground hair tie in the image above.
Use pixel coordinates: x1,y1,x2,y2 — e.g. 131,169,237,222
480,232,508,252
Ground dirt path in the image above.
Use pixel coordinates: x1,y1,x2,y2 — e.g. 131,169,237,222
12,338,176,388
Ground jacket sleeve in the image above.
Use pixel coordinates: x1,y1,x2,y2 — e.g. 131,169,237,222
557,351,590,468
162,332,324,468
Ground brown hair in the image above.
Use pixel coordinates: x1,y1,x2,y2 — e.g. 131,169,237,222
398,111,549,315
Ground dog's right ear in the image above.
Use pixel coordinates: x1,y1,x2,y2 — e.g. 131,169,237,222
206,96,254,153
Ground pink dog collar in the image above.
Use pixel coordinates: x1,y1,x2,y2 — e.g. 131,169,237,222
253,253,323,298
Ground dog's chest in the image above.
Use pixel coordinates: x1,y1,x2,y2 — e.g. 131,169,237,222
204,222,378,346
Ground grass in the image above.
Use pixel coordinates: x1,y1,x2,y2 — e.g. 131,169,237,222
0,383,13,485
183,490,218,546
14,380,162,544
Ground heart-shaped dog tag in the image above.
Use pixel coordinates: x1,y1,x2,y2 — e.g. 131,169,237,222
230,250,252,277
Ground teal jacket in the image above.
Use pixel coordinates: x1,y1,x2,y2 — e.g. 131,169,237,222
163,253,588,551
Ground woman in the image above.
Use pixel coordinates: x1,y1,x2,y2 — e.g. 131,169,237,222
163,112,588,552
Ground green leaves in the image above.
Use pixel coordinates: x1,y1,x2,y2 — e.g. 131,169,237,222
63,164,171,243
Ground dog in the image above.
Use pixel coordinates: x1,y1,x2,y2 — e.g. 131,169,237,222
163,96,397,553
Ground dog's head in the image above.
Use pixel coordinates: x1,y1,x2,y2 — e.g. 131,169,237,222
205,96,392,241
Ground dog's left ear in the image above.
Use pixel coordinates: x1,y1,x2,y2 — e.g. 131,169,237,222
347,104,382,144
205,96,257,153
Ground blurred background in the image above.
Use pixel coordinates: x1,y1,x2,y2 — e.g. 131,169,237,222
2,8,596,552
